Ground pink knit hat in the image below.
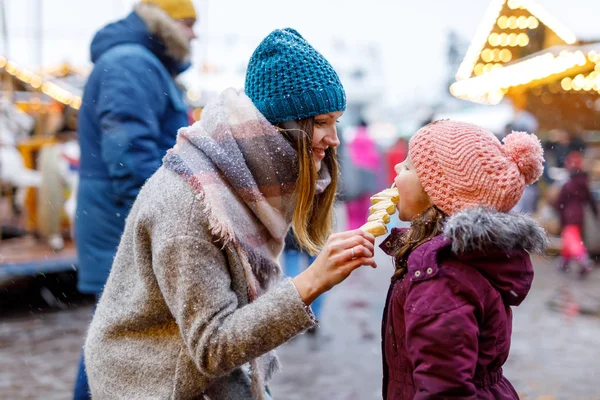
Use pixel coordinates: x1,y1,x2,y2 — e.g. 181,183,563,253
409,120,544,215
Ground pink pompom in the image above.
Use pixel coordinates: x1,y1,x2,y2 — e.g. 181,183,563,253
502,131,544,184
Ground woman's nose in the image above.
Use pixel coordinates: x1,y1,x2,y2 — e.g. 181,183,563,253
394,163,402,174
324,127,340,148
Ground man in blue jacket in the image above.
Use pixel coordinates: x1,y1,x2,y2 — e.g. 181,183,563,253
73,0,196,398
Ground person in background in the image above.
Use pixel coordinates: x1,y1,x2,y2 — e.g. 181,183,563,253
346,119,380,229
554,151,598,278
386,136,408,184
73,0,197,398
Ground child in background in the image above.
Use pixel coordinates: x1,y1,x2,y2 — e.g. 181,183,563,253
554,151,598,278
379,121,547,399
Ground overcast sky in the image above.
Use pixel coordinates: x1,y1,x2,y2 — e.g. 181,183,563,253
1,0,598,104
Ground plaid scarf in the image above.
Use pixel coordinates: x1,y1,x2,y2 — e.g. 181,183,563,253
163,88,330,399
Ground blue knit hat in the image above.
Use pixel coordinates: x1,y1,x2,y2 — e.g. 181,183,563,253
245,28,346,124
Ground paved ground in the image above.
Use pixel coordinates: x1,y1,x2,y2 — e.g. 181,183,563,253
1,223,600,399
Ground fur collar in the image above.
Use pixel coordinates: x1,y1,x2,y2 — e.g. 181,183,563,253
444,207,548,254
135,3,190,63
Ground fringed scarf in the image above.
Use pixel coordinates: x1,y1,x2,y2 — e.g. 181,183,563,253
163,88,330,399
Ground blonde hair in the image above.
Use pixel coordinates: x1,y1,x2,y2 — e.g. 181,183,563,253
277,118,339,255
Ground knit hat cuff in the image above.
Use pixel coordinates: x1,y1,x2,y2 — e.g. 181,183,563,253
255,85,346,124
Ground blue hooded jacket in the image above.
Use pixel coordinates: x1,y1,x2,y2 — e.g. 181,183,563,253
75,8,190,294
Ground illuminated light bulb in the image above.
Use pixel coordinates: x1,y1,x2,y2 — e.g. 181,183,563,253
517,16,528,29
499,49,512,62
6,61,17,75
508,17,518,29
573,74,585,90
497,16,508,29
71,97,82,110
484,63,494,73
492,63,503,71
575,51,587,66
508,0,520,10
488,89,504,104
583,79,593,91
474,63,485,76
492,48,501,62
508,33,518,47
527,17,539,29
481,49,493,63
488,33,499,46
0,56,6,68
498,33,508,46
517,33,529,47
30,75,42,88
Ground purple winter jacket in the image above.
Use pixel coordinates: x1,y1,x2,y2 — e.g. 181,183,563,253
380,208,548,399
554,172,598,229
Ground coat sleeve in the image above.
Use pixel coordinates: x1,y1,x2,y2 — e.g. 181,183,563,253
152,234,315,379
584,180,598,217
404,279,479,399
96,60,168,203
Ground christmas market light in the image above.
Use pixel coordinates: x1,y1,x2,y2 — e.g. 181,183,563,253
517,0,576,44
450,49,592,103
561,77,572,91
500,49,513,62
456,0,505,80
456,0,577,82
0,56,82,109
517,33,529,47
497,16,508,29
527,17,539,29
507,0,520,10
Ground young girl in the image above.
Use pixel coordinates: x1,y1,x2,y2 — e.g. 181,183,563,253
379,120,547,399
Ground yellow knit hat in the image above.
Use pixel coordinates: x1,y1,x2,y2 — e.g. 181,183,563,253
141,0,197,20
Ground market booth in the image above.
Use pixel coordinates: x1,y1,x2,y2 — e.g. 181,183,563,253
449,0,600,254
0,59,83,280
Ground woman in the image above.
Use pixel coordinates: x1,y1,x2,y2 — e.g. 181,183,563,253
84,28,376,400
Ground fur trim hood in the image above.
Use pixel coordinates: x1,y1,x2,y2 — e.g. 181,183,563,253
381,207,548,306
135,3,190,63
90,3,191,75
444,207,548,255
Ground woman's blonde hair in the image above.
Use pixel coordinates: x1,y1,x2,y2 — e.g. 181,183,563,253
277,117,339,255
392,205,447,281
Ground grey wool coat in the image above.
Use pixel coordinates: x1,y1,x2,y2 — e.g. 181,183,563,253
84,167,316,399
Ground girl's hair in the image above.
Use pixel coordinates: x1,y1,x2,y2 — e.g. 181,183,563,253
276,117,339,255
392,205,447,281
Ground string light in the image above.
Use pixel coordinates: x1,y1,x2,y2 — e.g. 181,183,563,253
517,0,576,44
497,16,508,29
499,49,513,62
450,50,592,104
0,56,82,109
527,16,539,29
456,0,505,80
457,0,576,81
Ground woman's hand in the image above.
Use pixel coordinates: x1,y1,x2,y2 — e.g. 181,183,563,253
292,229,377,305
